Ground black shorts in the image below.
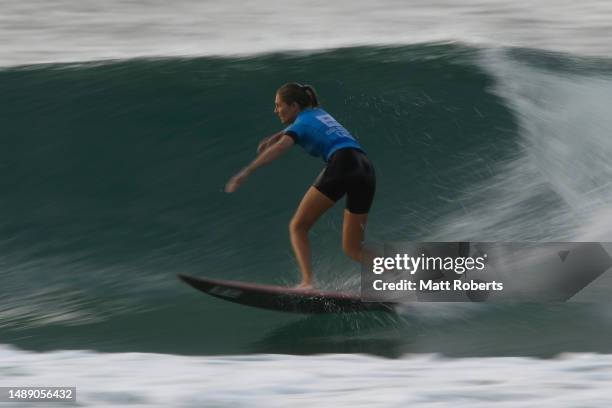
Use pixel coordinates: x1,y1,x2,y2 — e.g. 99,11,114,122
314,148,376,214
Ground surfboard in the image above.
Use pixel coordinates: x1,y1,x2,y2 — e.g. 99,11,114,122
177,274,397,314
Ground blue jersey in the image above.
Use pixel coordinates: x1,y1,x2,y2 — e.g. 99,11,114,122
283,108,364,161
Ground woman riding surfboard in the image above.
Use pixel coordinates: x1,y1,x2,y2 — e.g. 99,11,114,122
225,83,376,289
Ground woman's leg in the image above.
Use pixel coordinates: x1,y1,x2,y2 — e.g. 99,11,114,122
289,187,335,288
342,210,369,263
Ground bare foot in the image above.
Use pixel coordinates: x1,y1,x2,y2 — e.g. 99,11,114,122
294,282,314,290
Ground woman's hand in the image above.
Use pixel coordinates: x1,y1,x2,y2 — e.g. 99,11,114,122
257,138,271,154
226,135,293,193
257,132,282,154
224,169,250,193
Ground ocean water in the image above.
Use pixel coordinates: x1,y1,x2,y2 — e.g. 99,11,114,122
2,1,612,406
3,345,612,407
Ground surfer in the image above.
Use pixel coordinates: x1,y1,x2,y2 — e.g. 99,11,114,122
225,83,375,289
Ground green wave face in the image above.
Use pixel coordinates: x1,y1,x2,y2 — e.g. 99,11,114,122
2,44,612,356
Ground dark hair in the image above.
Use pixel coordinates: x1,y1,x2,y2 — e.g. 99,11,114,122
277,82,320,109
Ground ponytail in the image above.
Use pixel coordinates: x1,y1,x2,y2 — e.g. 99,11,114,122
277,82,320,109
301,85,320,107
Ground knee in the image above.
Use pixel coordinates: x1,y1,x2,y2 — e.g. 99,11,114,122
289,217,311,235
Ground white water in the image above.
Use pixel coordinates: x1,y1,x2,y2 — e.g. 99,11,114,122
429,48,612,243
1,345,612,407
3,0,612,66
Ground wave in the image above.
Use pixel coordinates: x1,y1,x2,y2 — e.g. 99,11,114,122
1,44,612,355
2,345,612,407
5,0,612,66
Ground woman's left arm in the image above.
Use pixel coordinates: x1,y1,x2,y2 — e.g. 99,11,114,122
225,135,294,193
257,131,284,154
